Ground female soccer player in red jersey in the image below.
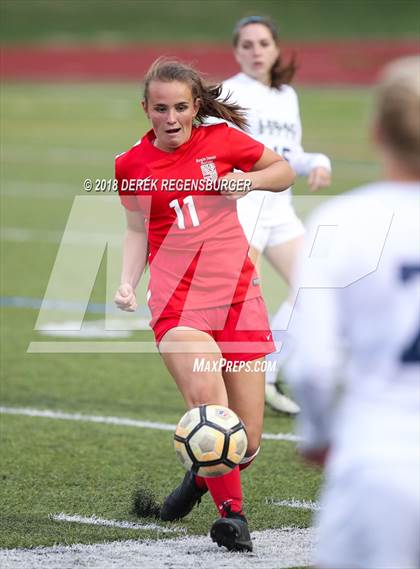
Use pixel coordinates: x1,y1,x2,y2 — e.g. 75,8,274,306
114,58,295,552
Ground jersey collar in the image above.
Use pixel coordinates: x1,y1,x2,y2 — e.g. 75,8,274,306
143,127,200,158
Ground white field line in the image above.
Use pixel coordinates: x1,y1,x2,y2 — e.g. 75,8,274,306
0,527,315,569
27,341,301,355
37,319,141,338
3,146,109,164
1,181,79,199
0,406,174,432
262,432,301,442
267,498,321,511
0,406,302,442
26,341,160,354
1,227,64,243
51,513,185,534
1,227,120,245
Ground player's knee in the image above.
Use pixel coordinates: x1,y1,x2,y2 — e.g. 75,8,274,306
240,446,260,471
244,426,262,456
187,388,225,409
188,394,212,408
246,444,260,458
245,432,262,457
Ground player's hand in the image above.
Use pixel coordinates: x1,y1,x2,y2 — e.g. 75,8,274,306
115,283,137,312
219,172,252,201
308,167,331,192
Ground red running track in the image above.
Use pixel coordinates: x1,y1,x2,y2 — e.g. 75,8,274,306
1,41,418,84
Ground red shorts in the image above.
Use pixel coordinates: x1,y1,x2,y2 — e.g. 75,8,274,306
152,296,275,363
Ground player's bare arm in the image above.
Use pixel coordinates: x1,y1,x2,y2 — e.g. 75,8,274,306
114,209,148,312
221,148,295,200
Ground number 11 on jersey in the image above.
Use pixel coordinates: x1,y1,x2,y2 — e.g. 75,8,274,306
169,196,200,229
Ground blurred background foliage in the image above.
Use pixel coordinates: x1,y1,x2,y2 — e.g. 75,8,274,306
1,0,419,44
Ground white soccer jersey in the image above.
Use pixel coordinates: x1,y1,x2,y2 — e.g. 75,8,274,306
287,181,420,450
286,181,420,566
222,73,331,227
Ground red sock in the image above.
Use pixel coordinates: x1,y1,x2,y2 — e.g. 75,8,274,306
204,466,243,517
194,474,207,490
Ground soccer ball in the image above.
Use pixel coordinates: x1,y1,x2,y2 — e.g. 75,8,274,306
174,404,248,477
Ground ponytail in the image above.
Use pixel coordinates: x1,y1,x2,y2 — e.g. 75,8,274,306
270,53,298,88
194,83,248,130
143,57,248,130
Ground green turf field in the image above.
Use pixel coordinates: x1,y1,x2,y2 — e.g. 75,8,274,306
1,83,375,566
1,0,419,43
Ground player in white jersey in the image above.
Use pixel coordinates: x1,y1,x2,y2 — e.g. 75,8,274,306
225,16,332,413
286,56,420,568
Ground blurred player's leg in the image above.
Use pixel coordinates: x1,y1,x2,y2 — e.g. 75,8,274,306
264,237,303,414
265,299,300,414
316,463,420,568
360,467,420,569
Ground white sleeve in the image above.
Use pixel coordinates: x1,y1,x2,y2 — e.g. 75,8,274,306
287,90,332,176
286,288,342,451
285,210,343,451
288,150,332,176
286,191,396,450
204,115,227,126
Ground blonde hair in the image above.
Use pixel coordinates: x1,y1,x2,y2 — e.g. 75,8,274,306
143,57,248,130
376,55,420,176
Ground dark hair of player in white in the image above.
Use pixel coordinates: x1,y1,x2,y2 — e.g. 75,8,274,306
232,15,297,89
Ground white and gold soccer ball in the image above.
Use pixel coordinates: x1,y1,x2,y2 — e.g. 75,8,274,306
174,404,248,477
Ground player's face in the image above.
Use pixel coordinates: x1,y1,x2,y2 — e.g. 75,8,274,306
143,80,200,152
234,23,279,85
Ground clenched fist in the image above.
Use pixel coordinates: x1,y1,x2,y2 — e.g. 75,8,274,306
114,283,138,312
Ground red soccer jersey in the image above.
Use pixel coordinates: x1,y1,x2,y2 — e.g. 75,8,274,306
116,123,264,318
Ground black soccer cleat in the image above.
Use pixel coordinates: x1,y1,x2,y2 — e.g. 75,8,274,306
160,471,208,521
210,506,253,552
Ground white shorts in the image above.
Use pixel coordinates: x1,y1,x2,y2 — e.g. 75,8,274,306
238,203,305,252
315,464,420,569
